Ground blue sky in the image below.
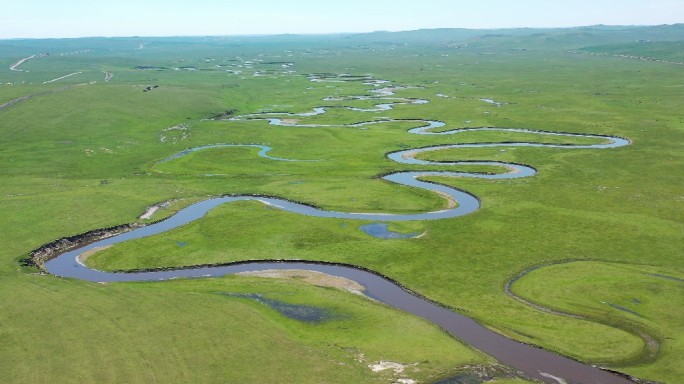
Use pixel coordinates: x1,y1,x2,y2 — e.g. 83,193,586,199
2,0,682,39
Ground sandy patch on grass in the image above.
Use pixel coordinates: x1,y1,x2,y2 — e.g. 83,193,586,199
369,361,410,374
139,206,159,219
401,151,417,160
279,118,300,125
434,189,457,208
76,245,113,265
368,361,419,383
237,269,365,295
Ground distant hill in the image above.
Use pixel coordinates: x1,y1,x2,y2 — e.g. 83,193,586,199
2,24,683,57
343,24,684,51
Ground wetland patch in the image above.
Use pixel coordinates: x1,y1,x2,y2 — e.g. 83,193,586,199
360,223,421,239
224,293,336,323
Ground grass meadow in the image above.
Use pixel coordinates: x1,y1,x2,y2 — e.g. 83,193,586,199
1,27,682,383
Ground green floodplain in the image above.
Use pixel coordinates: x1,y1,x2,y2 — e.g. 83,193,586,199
1,25,683,383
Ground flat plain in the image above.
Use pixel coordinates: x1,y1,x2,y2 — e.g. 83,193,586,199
1,26,683,383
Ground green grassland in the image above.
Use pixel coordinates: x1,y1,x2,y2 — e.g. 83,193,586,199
1,26,683,383
1,273,492,383
511,261,683,381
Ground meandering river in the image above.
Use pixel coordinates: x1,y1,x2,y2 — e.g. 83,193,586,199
43,75,634,384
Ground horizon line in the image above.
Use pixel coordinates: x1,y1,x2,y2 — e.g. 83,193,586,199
2,23,682,41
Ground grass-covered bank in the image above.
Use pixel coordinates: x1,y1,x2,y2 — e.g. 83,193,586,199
2,27,683,383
